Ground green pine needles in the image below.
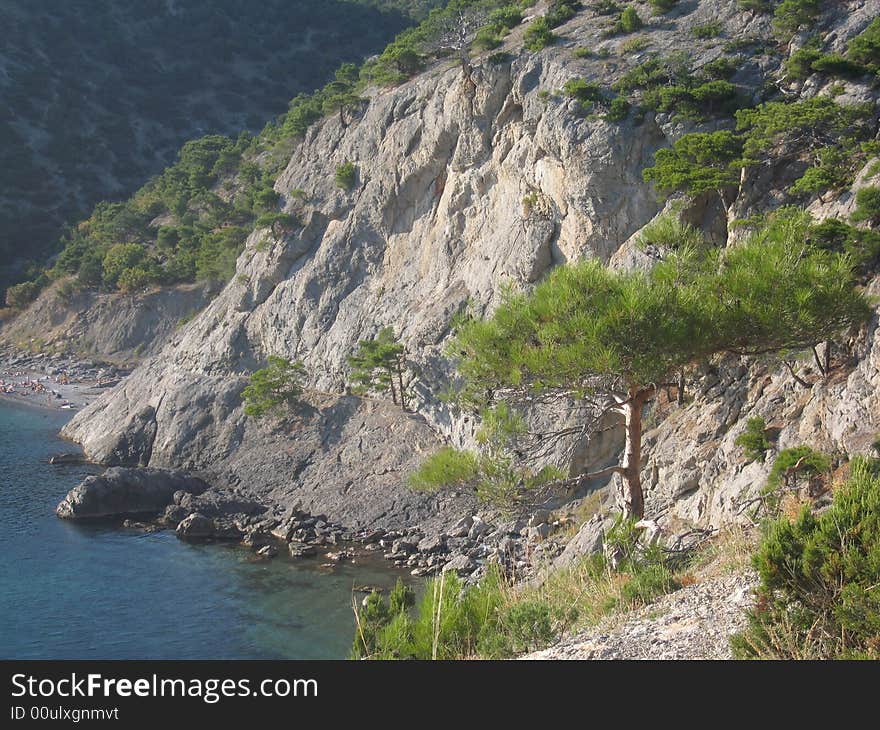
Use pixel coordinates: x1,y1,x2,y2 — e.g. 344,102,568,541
427,209,869,519
735,416,771,463
348,327,411,410
733,457,880,659
242,356,306,418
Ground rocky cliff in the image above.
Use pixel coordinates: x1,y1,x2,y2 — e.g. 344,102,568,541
57,1,880,548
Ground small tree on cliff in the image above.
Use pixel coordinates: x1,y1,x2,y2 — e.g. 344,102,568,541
348,327,412,411
242,356,306,418
445,217,869,519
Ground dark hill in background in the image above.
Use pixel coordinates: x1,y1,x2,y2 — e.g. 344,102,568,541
0,0,443,291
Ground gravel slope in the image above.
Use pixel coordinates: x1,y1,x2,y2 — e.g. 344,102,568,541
525,570,757,661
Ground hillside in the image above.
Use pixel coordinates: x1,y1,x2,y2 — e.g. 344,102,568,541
7,0,880,658
0,0,445,293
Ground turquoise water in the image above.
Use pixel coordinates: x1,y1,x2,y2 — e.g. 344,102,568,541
0,399,401,659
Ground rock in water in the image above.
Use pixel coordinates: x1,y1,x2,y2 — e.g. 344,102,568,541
176,513,215,541
49,453,86,465
56,467,209,520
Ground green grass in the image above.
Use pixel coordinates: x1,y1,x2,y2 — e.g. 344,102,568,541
349,515,746,660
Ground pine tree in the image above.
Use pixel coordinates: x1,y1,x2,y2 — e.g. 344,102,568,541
242,356,306,418
448,213,869,519
348,327,411,410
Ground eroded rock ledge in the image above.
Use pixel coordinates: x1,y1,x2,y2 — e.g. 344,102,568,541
56,467,208,520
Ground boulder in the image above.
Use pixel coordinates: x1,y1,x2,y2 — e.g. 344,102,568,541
49,453,86,465
554,515,610,568
449,515,473,538
528,523,552,541
289,542,317,558
442,553,476,575
56,467,209,520
417,534,447,554
528,510,552,527
468,517,492,540
176,513,215,540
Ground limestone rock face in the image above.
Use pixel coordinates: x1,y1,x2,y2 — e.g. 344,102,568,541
59,3,880,535
56,467,209,520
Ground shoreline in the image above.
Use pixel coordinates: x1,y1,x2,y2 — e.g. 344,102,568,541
0,348,126,412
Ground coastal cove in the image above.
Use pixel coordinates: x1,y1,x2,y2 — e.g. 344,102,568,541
0,398,403,659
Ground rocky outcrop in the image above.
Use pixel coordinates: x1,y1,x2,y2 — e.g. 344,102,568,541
55,3,880,554
56,467,209,520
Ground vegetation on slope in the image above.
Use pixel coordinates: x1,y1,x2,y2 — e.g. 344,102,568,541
0,0,449,295
412,210,869,517
4,1,543,307
733,457,880,659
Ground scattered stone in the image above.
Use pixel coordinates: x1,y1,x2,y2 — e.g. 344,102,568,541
442,553,476,575
528,510,552,527
524,571,758,660
391,539,417,555
468,517,491,540
417,534,447,554
257,544,278,559
289,542,317,558
449,515,473,538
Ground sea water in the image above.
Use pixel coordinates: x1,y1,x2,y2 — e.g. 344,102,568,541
0,399,401,659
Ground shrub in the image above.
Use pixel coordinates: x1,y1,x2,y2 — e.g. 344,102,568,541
524,17,556,51
4,280,41,309
783,46,819,79
102,243,147,288
620,36,650,54
605,95,631,121
851,187,880,226
807,218,880,275
563,77,603,113
809,53,866,80
737,0,769,10
614,6,642,34
691,23,722,40
790,146,853,197
735,416,771,462
772,0,821,41
764,446,832,508
116,266,154,293
352,569,507,660
241,356,306,418
335,161,357,191
732,457,880,659
636,213,705,251
701,56,739,80
848,18,880,69
354,520,683,660
545,0,580,28
408,447,480,492
649,0,678,14
591,0,620,15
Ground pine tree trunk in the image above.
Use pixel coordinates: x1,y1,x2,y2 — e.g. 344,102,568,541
387,367,398,405
396,358,407,412
620,392,645,520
